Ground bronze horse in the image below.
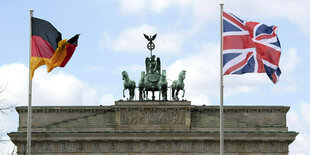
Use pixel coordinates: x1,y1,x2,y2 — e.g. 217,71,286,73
122,71,136,100
171,70,186,101
138,71,146,100
158,70,168,100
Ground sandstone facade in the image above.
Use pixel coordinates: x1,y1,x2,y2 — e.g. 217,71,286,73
8,101,297,154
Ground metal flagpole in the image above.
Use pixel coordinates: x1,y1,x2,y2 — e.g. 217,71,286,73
27,9,33,155
220,4,224,155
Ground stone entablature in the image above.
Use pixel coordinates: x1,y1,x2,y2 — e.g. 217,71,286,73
9,101,297,154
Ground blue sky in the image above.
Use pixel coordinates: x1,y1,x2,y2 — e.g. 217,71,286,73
1,0,310,154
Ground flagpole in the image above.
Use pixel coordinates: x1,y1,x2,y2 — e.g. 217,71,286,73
220,4,224,155
27,9,33,155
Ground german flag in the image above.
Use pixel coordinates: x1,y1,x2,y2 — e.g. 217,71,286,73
31,17,79,79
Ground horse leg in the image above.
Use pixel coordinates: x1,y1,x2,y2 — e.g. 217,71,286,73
152,90,155,100
176,89,179,101
182,89,185,98
145,91,149,100
128,89,132,100
139,88,142,101
161,89,165,101
164,89,167,101
172,88,175,100
123,88,126,98
132,89,135,100
130,89,134,100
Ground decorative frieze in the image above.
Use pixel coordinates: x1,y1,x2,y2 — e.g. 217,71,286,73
120,110,186,125
17,140,289,153
115,106,191,130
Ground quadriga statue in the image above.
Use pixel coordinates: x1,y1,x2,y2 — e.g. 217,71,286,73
120,33,186,101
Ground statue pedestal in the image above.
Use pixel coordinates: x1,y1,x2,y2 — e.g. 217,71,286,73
114,101,192,131
115,100,191,106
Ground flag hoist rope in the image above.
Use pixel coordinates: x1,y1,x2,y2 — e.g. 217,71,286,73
27,9,33,155
220,4,224,155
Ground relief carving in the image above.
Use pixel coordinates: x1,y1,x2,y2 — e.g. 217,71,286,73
94,142,100,151
157,141,166,152
44,142,53,152
77,142,84,151
126,142,134,151
62,142,68,152
120,110,186,125
172,141,182,151
186,141,194,152
141,141,148,152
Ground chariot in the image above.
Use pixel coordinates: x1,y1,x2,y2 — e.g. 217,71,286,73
122,34,185,101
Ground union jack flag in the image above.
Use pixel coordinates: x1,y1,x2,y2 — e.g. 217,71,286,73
223,12,281,84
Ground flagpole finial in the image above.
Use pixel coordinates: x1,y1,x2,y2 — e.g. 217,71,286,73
30,10,33,16
220,3,224,6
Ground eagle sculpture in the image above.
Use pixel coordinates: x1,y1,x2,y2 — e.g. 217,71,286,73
143,33,157,43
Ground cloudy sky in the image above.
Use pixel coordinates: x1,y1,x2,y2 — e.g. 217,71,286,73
1,0,310,154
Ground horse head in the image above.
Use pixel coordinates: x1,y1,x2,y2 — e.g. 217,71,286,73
178,70,186,80
122,71,128,80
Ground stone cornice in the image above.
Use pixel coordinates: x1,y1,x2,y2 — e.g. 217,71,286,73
16,106,114,113
8,131,298,143
15,105,290,113
194,106,290,113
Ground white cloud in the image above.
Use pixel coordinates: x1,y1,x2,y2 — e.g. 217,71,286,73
166,42,272,101
271,47,302,93
0,140,16,155
116,65,144,74
0,76,8,102
119,0,173,14
167,43,219,96
0,110,18,154
165,42,303,104
119,0,310,34
288,102,310,154
100,24,156,53
281,48,300,73
187,94,211,106
0,63,118,154
100,24,185,54
301,102,310,124
290,133,310,155
223,0,310,34
100,94,115,105
0,64,115,106
0,64,28,106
